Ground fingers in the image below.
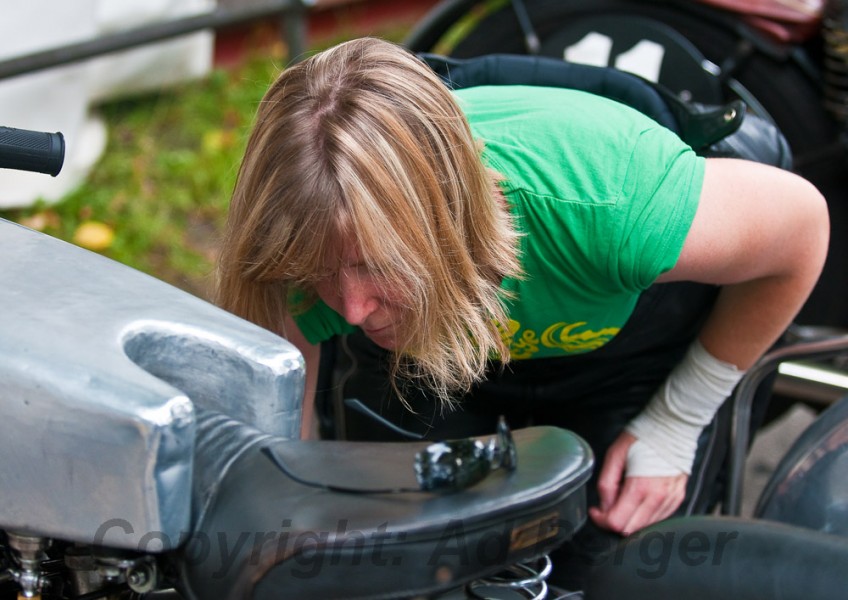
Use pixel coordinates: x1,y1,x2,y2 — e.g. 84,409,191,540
595,433,634,511
588,432,633,531
589,431,690,535
591,475,688,535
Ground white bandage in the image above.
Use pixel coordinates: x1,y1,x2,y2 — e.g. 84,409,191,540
625,340,746,476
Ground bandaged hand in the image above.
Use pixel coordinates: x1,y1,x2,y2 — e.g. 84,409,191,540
589,340,745,534
625,339,745,475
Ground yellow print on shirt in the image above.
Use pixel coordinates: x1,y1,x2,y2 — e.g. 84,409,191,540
498,319,620,358
497,320,541,359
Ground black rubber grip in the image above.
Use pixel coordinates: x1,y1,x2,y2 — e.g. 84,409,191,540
0,126,65,176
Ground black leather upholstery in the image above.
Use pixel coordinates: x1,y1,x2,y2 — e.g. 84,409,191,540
419,52,790,169
584,516,848,600
178,410,593,600
421,52,681,132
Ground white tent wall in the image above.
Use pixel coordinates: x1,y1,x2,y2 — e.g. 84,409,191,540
0,0,215,209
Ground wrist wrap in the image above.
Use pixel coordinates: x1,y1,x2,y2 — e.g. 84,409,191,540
625,340,745,476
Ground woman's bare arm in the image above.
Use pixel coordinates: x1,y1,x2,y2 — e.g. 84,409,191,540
591,157,830,534
658,157,830,367
282,314,321,439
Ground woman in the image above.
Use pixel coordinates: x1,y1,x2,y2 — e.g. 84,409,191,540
217,37,828,585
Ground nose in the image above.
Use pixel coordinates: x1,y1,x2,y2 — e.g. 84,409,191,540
336,275,378,327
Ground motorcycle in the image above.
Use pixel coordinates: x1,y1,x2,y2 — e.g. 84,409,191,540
2,11,848,595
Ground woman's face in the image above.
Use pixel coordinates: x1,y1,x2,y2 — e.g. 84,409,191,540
313,241,406,351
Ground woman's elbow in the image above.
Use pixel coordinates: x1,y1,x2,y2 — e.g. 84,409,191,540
799,178,830,273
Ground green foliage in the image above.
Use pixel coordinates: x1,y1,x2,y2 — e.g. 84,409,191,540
1,54,282,299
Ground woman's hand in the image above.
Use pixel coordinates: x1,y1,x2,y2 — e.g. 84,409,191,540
588,431,688,535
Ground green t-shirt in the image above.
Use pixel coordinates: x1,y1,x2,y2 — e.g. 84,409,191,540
293,85,705,359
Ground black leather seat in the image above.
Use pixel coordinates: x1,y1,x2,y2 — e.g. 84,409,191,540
177,409,593,600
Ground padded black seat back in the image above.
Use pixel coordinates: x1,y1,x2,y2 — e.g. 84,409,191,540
420,52,791,168
421,52,680,132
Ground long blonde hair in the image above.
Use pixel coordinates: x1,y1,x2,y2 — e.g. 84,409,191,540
216,37,521,405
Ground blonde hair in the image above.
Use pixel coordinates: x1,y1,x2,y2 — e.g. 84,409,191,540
216,37,521,405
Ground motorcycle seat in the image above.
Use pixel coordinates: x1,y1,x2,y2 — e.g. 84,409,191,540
177,409,593,600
